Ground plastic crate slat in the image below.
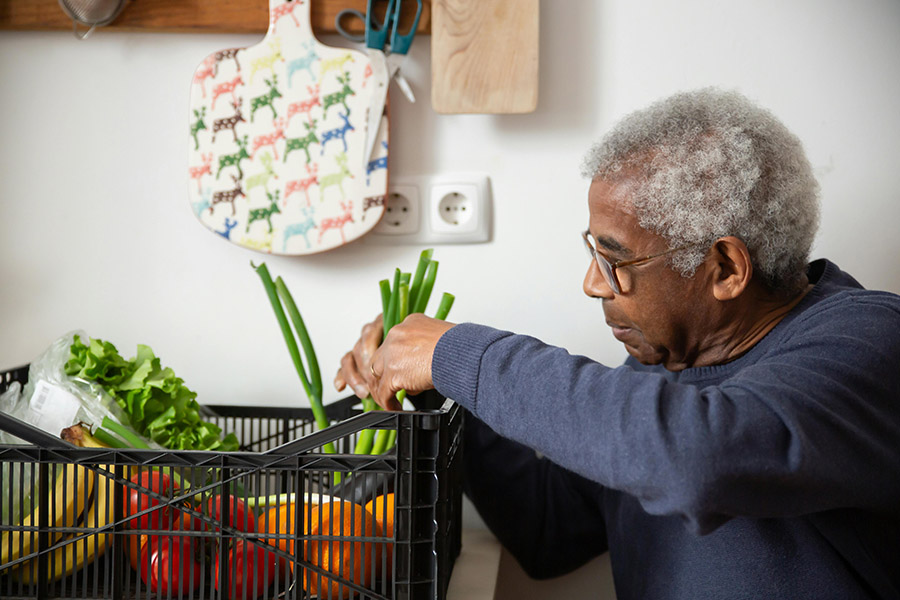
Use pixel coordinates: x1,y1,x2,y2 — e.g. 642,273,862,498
264,409,398,456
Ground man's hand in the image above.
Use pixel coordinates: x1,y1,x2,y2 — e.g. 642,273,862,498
368,314,455,410
335,314,384,400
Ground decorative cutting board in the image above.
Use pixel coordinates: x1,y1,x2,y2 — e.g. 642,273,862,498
188,0,388,255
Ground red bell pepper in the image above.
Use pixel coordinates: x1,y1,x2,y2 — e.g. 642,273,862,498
141,535,203,595
124,470,176,531
215,538,277,599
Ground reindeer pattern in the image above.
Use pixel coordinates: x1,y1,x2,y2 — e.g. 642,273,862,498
282,207,318,251
187,0,388,255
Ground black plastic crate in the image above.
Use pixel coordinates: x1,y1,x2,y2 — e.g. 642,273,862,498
0,365,463,600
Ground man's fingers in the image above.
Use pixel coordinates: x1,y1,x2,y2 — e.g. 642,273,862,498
361,316,383,353
337,351,370,399
372,376,402,411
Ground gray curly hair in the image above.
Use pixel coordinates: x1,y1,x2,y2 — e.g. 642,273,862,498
581,88,820,296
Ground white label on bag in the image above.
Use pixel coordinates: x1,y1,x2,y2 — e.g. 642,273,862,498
26,381,82,438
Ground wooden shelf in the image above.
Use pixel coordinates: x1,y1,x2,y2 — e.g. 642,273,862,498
0,0,431,35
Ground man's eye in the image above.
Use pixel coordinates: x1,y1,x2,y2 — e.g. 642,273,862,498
600,250,623,263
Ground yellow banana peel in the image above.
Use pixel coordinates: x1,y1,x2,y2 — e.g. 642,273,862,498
8,423,134,584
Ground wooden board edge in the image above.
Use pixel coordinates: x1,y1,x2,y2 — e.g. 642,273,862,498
0,0,432,35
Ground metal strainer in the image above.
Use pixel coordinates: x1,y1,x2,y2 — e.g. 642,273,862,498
58,0,130,40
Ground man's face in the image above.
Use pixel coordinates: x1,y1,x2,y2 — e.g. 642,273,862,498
584,177,712,370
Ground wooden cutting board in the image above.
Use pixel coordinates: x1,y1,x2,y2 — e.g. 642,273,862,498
431,0,539,114
188,0,389,255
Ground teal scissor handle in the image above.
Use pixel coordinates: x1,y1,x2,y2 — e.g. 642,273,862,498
365,0,396,51
387,0,423,55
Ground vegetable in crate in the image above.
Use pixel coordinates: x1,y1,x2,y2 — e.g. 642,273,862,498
253,262,335,455
140,535,202,596
64,334,239,451
203,493,275,599
205,493,257,534
123,470,178,531
337,248,455,455
216,538,277,600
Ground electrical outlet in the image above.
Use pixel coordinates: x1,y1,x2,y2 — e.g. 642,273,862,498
373,184,420,235
430,183,480,234
427,175,491,242
368,174,491,244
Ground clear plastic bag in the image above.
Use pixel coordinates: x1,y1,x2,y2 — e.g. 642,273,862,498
0,380,23,432
19,330,132,439
0,381,33,525
0,331,157,526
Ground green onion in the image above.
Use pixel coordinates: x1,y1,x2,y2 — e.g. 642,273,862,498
434,292,456,320
370,426,391,455
379,279,391,323
391,282,412,403
384,268,402,335
101,416,150,449
358,270,402,455
254,262,313,399
276,276,325,422
412,260,439,314
372,280,410,454
383,430,397,453
93,427,128,449
408,248,434,310
383,291,455,453
354,427,376,455
245,493,295,509
254,262,335,455
399,282,410,324
358,250,456,456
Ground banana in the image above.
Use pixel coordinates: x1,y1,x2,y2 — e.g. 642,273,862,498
61,423,109,450
1,461,96,572
13,424,134,584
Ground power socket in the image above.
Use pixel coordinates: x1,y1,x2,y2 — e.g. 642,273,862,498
368,174,491,245
430,183,480,234
372,184,420,235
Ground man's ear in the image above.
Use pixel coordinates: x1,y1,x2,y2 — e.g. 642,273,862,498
709,236,753,301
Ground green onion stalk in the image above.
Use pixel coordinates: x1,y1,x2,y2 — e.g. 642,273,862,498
97,416,150,449
253,262,336,456
356,249,456,456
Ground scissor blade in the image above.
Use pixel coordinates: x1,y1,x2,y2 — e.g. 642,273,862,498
365,50,390,166
394,72,416,103
385,53,415,102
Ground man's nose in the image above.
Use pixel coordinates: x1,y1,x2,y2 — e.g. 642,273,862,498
583,260,615,299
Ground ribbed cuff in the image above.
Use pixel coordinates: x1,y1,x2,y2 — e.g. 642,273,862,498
432,322,513,415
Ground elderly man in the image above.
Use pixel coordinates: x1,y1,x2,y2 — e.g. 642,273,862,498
336,89,900,599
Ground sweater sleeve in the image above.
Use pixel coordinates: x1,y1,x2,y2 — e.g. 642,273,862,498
462,412,608,579
432,295,900,535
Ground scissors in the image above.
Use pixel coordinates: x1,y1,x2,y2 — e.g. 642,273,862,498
336,0,423,163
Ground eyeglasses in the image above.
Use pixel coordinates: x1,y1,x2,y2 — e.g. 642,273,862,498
581,229,697,295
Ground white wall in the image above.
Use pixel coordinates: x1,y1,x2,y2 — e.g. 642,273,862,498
2,1,899,595
2,0,899,400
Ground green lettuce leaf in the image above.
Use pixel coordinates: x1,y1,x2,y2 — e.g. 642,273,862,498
64,334,238,452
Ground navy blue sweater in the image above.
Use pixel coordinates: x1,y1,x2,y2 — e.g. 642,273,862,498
432,260,900,599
